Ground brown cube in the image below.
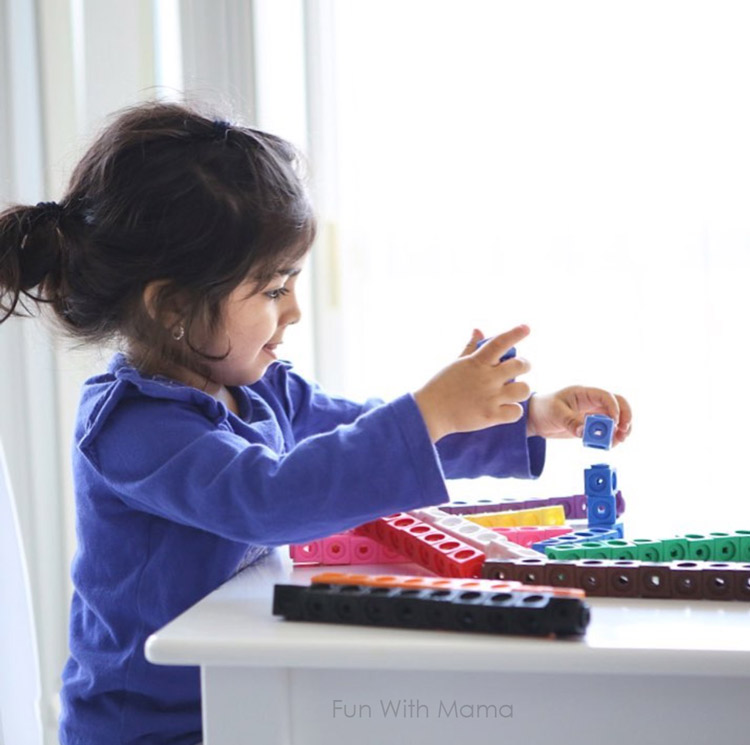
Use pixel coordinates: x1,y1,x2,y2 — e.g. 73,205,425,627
702,562,736,600
575,559,609,596
669,561,704,600
515,558,549,586
606,560,641,598
639,562,672,598
546,561,580,589
735,564,750,601
480,560,518,581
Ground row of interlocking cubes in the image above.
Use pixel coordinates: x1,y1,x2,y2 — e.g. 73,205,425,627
273,571,592,640
293,504,576,576
480,556,750,602
289,504,577,567
545,531,750,562
272,581,591,637
437,491,626,521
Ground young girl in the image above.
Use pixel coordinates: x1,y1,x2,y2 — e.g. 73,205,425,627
0,102,631,745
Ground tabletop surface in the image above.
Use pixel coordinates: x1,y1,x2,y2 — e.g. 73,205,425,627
145,548,750,677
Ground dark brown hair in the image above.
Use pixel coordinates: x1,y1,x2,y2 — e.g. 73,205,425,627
0,101,316,376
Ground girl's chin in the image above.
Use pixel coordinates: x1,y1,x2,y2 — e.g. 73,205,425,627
222,361,272,387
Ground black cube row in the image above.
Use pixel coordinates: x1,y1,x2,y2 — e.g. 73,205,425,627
272,582,590,637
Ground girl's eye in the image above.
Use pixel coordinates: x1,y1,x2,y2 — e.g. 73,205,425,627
265,287,290,301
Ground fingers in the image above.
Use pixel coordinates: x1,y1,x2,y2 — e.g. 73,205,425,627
613,394,633,444
580,387,621,423
459,328,484,358
500,381,532,404
495,403,524,425
499,356,532,380
473,324,530,364
571,388,632,445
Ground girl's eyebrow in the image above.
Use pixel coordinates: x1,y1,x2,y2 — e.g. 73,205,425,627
275,267,302,277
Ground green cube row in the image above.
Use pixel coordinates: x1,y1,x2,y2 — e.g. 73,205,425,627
545,531,750,562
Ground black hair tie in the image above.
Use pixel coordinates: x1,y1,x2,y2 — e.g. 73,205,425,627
212,119,232,141
35,201,65,220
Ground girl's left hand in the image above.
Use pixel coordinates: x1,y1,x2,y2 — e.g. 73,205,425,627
527,386,632,446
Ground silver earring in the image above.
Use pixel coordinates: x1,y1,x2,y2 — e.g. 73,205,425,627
171,324,185,341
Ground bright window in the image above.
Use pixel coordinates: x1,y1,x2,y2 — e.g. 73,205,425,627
313,0,750,535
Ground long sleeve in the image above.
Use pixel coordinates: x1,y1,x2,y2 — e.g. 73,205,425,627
78,386,449,547
261,362,545,480
257,361,382,441
436,397,546,479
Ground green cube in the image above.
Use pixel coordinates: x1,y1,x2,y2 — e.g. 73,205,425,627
577,541,612,559
708,532,737,561
728,531,750,562
546,543,584,560
662,537,689,561
632,538,663,562
606,539,638,560
684,534,712,561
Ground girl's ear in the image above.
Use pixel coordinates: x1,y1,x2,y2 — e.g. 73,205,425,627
142,279,183,327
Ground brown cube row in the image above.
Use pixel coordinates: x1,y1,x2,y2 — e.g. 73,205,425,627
480,557,750,601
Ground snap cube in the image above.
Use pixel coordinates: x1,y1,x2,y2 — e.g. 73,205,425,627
669,561,704,599
587,495,617,527
582,414,615,450
584,463,617,498
632,538,663,562
606,561,641,598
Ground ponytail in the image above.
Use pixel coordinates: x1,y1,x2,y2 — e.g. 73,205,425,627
0,201,68,323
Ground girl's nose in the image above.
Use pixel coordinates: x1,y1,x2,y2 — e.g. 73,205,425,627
282,295,302,326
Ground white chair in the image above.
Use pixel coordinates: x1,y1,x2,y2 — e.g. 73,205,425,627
0,440,44,745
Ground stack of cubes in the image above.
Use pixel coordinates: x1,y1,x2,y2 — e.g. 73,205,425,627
582,415,620,533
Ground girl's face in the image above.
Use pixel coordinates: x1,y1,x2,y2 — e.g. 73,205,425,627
204,257,306,387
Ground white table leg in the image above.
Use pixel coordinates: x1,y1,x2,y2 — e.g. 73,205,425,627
202,666,292,745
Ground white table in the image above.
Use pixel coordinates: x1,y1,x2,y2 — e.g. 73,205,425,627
146,548,750,745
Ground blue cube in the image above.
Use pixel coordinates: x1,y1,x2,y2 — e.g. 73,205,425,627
587,524,624,539
587,496,617,527
532,525,623,551
585,463,617,498
583,414,614,450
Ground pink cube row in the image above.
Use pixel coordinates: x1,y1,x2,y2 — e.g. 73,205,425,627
289,533,408,565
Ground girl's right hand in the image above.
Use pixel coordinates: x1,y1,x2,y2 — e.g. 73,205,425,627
413,325,532,443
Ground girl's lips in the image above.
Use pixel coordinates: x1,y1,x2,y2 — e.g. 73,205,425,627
263,343,279,359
